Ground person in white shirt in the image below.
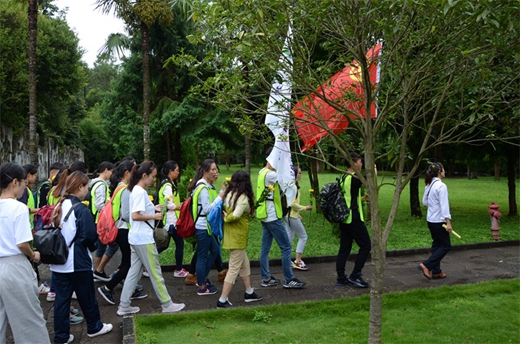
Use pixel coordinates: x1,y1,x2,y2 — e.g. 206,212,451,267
117,161,185,316
0,163,50,344
418,162,453,280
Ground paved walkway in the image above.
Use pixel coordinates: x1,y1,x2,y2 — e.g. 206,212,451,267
10,241,520,343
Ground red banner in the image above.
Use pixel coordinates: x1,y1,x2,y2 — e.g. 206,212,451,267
293,43,382,152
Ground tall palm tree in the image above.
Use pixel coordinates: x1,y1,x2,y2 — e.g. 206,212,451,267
95,0,173,160
28,0,38,166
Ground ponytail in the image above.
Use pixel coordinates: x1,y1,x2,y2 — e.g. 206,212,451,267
425,162,443,185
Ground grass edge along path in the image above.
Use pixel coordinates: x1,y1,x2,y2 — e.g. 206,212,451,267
135,278,520,344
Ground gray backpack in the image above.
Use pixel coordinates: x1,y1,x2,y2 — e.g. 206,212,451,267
319,174,350,223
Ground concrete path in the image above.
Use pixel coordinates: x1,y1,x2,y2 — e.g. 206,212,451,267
9,241,519,343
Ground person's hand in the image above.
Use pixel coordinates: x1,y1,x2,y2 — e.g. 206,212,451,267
154,204,162,212
222,211,228,217
32,251,41,263
221,182,227,191
306,205,312,211
154,212,164,221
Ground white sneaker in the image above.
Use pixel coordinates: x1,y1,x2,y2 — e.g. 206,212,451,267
71,292,77,299
142,269,150,278
162,303,186,313
117,305,140,316
47,292,56,302
66,334,74,343
173,268,188,278
86,323,113,338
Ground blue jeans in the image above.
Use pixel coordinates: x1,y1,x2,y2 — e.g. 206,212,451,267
260,219,294,281
195,230,218,286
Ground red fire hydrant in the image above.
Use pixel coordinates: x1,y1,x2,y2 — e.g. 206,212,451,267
488,202,502,241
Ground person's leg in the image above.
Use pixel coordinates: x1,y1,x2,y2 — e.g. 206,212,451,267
93,239,106,271
205,234,219,281
119,245,143,308
285,216,296,243
97,242,120,273
106,229,131,290
195,231,210,287
336,222,354,278
259,221,274,280
270,219,295,281
72,271,103,335
169,225,185,270
350,220,372,276
0,256,50,344
423,222,451,274
53,272,74,343
221,250,241,299
291,218,308,262
188,251,197,274
137,244,173,307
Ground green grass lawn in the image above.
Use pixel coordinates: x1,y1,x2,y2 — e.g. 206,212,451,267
158,166,520,265
135,278,520,344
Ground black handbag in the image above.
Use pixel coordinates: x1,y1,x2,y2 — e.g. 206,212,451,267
34,203,81,264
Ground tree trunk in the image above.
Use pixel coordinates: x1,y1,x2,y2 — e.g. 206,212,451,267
368,224,385,344
494,161,500,181
409,173,422,217
28,0,38,167
244,135,251,175
507,147,518,216
141,21,151,161
307,153,321,214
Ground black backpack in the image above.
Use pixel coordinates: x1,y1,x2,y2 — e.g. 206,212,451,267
280,188,290,217
319,174,350,223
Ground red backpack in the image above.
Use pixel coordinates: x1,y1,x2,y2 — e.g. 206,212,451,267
33,205,56,234
97,185,126,245
176,183,206,238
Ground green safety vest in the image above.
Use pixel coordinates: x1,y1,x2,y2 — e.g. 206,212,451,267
90,180,110,223
191,183,215,234
341,173,364,224
47,186,60,206
158,180,181,226
26,186,35,229
111,184,127,222
256,168,282,220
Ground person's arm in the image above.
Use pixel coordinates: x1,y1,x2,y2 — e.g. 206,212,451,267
224,194,248,222
17,242,40,263
119,189,130,222
438,184,452,231
94,182,107,212
199,186,223,216
76,204,98,251
422,185,429,207
131,190,162,222
163,184,179,211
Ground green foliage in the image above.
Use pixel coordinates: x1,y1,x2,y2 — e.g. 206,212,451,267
0,2,87,142
135,279,520,343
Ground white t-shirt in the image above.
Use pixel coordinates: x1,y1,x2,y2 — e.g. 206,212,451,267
129,185,155,245
0,199,33,257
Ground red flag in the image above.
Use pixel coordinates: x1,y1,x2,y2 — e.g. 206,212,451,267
293,43,382,152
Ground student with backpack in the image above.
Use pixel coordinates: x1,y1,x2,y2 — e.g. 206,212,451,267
98,158,147,305
188,159,226,296
0,162,51,344
35,162,64,208
89,161,118,282
156,161,188,278
117,161,185,316
49,171,113,343
216,170,263,308
257,148,306,289
285,165,313,271
336,152,374,288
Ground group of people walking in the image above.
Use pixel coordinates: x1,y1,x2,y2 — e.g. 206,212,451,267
0,149,453,343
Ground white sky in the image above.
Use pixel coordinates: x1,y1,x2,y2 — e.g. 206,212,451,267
54,0,125,67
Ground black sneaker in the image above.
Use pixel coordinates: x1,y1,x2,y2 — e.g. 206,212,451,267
283,278,306,289
130,290,148,300
93,270,111,282
216,300,234,309
261,276,280,287
97,286,115,305
348,273,369,288
336,276,349,287
244,292,263,303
